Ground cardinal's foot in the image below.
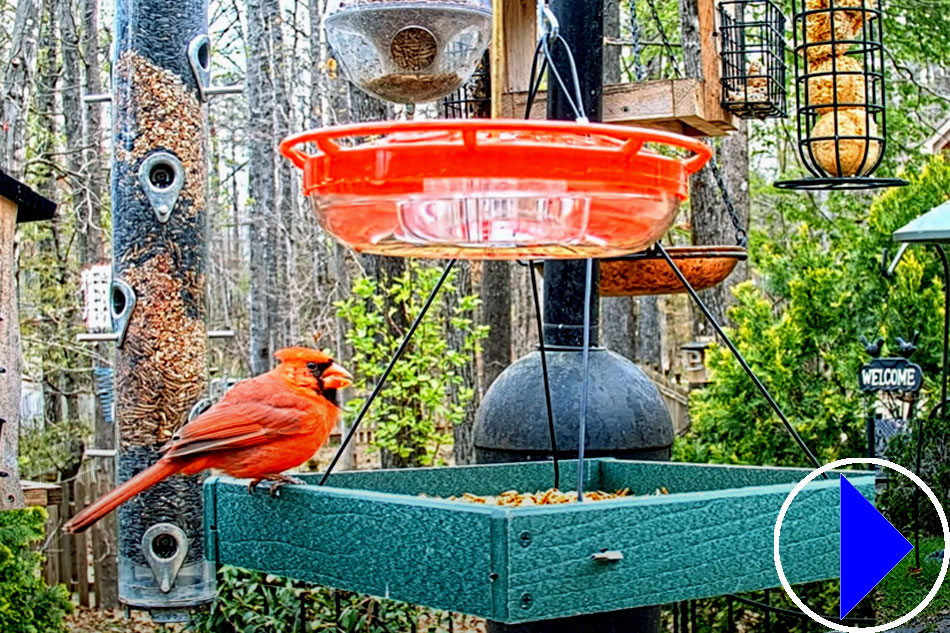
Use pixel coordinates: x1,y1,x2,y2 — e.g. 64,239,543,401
262,474,305,498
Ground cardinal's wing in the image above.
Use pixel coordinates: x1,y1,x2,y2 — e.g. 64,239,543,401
162,379,312,458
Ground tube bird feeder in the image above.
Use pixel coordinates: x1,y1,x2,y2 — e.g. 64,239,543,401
111,0,214,620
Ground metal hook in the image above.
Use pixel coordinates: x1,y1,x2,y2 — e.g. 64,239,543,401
882,243,909,278
537,2,559,42
138,152,185,223
187,34,212,102
110,278,136,348
188,398,213,422
142,523,189,593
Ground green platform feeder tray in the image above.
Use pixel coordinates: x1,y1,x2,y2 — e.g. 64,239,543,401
204,459,873,624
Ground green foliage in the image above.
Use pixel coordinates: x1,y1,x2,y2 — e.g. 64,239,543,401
0,508,72,633
190,566,457,633
678,156,950,488
18,418,90,480
879,415,950,536
875,537,949,622
336,262,487,467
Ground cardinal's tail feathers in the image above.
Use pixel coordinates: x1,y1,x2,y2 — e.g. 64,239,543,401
62,459,181,534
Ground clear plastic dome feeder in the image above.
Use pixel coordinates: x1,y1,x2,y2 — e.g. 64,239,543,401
280,120,712,259
325,0,492,104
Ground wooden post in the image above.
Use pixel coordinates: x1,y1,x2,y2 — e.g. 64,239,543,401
111,0,215,616
0,170,56,511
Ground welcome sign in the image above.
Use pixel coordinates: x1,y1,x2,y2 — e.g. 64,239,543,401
858,357,924,392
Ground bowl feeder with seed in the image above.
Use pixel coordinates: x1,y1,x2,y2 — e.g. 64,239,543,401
279,119,712,259
325,0,492,104
533,246,748,296
204,459,873,623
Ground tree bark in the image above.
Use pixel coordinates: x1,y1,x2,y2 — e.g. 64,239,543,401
270,1,295,351
1,0,44,178
246,0,278,375
722,119,750,283
79,0,105,266
679,0,750,331
600,0,639,362
72,0,117,606
449,262,479,466
636,296,664,370
480,262,511,391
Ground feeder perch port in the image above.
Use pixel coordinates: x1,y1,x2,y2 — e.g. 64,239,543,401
325,0,492,104
205,459,873,624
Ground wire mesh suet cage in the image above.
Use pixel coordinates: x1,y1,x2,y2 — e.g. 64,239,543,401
719,0,787,119
775,0,906,190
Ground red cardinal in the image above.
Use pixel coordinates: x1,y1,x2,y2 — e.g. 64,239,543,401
63,347,352,534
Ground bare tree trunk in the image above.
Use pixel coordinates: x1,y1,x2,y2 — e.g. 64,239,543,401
449,61,488,464
479,262,511,391
723,119,750,283
448,262,479,465
636,296,664,370
76,0,117,607
600,0,638,361
312,0,358,470
246,0,278,375
1,0,44,178
679,0,745,331
79,0,105,265
271,1,295,350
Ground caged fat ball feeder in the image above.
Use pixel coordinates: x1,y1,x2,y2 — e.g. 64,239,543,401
324,0,493,104
718,0,787,120
775,0,907,190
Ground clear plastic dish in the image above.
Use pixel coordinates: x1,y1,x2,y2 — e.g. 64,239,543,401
325,0,492,104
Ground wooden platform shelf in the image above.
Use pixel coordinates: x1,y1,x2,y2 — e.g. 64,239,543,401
502,79,736,137
205,459,870,623
22,480,63,507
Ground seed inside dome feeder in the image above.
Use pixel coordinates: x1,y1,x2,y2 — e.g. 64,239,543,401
325,0,492,104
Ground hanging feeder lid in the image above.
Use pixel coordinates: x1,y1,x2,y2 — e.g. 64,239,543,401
533,245,747,296
893,201,950,244
280,119,712,260
325,0,492,104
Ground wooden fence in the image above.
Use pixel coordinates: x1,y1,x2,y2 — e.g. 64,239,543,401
40,458,118,609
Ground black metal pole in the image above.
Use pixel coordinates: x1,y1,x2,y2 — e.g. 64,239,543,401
541,0,602,352
485,0,658,630
112,0,214,620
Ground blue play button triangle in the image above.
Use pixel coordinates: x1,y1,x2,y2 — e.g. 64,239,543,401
840,475,914,618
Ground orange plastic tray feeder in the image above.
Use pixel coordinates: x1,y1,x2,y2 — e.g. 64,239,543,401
600,246,748,296
281,120,712,259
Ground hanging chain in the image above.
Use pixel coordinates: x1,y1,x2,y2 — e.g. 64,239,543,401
643,0,682,78
708,147,748,248
629,1,648,82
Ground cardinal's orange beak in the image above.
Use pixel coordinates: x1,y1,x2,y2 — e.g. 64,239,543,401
322,362,353,390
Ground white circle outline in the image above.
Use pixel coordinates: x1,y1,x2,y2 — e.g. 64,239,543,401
774,457,949,633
